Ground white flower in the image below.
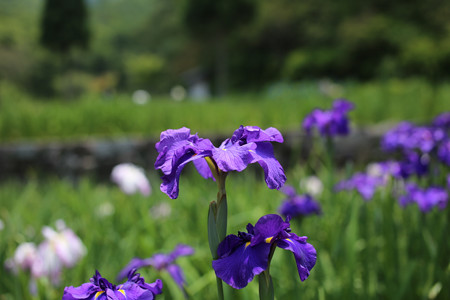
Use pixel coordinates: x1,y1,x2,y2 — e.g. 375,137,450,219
8,242,38,273
41,220,87,268
5,221,86,291
111,163,152,196
300,176,324,197
31,241,63,285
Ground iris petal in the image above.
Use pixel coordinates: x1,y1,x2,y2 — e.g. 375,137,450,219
167,264,186,290
116,258,152,282
276,235,317,281
212,143,255,172
212,243,270,289
62,283,99,299
251,214,289,246
160,152,209,199
249,142,286,190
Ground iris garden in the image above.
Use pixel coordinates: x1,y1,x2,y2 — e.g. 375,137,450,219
0,94,449,299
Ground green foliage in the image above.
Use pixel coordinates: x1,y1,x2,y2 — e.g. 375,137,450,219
0,79,448,142
124,54,166,91
181,0,256,37
3,0,450,96
40,0,90,54
0,161,448,299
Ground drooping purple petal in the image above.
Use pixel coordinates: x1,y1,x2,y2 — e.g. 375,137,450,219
212,242,270,289
249,142,286,190
155,127,195,175
166,264,186,290
155,127,215,198
160,151,211,199
276,235,317,281
192,158,214,179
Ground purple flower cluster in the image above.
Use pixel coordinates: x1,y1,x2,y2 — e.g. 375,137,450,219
212,214,316,289
302,99,354,137
63,270,162,300
155,125,286,199
378,112,450,212
338,111,450,214
117,244,194,292
399,183,448,213
278,185,321,218
382,113,450,174
335,172,387,201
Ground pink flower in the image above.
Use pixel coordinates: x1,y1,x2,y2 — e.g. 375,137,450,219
111,163,152,196
41,220,86,268
5,220,86,290
5,242,38,274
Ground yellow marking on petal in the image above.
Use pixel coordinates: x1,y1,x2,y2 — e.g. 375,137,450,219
286,238,292,243
118,289,126,296
245,241,251,248
265,237,273,243
94,291,105,299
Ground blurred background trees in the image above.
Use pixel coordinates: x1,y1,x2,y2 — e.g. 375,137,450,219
0,0,449,98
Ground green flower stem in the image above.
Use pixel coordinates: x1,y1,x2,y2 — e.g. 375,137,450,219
258,244,277,300
323,136,335,190
205,157,228,300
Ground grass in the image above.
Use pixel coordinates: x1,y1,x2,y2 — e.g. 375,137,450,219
0,78,449,143
0,158,448,300
0,78,448,299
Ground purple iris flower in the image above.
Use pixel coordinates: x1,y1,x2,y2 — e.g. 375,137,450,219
432,112,450,130
382,122,445,154
117,244,194,292
397,151,430,178
278,185,321,218
381,122,415,152
437,139,450,166
155,126,286,199
371,161,402,179
447,174,450,190
302,99,354,137
212,214,316,289
335,172,386,201
399,183,448,213
63,269,162,300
